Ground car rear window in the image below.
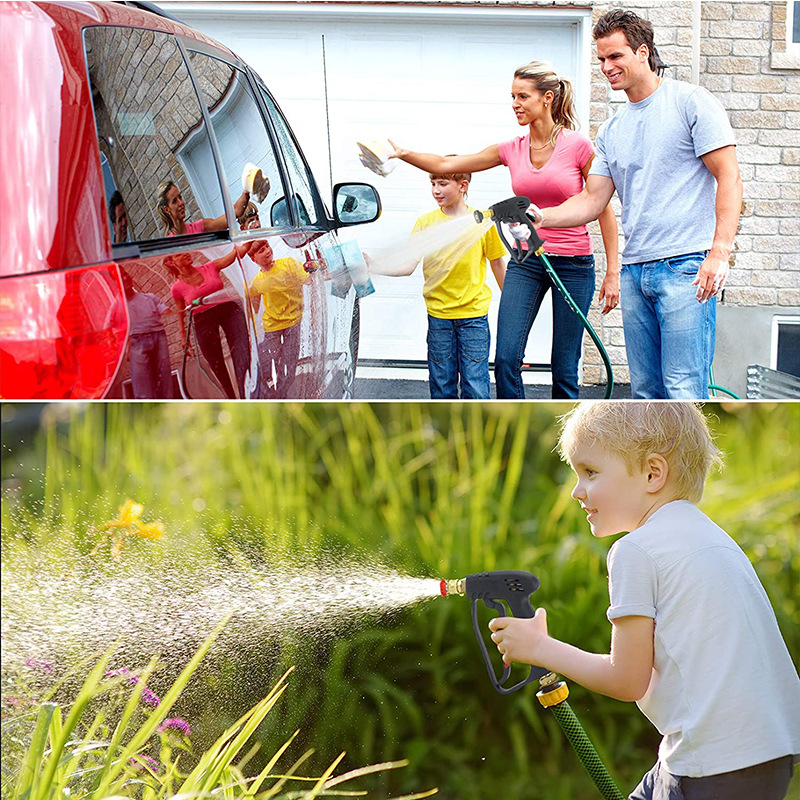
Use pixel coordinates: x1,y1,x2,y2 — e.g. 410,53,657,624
84,27,225,245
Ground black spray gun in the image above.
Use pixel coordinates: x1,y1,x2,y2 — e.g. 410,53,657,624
474,196,615,399
440,570,624,800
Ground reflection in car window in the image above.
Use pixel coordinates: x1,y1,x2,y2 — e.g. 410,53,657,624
187,51,285,232
84,27,225,243
257,86,323,228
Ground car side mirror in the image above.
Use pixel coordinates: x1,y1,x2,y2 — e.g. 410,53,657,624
333,183,381,227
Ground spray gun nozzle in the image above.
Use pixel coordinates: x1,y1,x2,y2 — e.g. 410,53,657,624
440,578,466,597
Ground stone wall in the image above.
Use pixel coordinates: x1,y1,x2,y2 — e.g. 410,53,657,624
530,0,799,384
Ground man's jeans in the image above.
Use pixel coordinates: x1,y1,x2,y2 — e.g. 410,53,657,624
494,254,595,399
621,252,715,400
629,756,794,800
129,330,173,399
427,314,490,399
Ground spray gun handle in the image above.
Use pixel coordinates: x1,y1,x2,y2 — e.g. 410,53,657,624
477,196,546,264
465,570,550,695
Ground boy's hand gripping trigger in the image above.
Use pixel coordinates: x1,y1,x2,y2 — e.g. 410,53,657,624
441,570,550,695
474,196,545,265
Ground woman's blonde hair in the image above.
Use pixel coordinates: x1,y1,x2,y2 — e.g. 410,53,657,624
156,179,178,235
557,402,723,503
514,61,578,146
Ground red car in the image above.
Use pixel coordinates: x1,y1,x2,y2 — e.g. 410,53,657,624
0,0,380,399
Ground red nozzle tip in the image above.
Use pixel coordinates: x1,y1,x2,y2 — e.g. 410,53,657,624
440,579,447,597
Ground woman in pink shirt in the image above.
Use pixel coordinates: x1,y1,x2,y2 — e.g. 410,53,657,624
157,180,250,237
391,62,619,399
165,248,250,398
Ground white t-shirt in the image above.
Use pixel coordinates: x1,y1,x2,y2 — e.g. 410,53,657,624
607,500,800,777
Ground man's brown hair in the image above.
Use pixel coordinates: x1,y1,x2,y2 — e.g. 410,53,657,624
593,9,658,73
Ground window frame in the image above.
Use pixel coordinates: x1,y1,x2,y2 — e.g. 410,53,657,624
81,24,236,259
788,0,800,57
247,68,333,233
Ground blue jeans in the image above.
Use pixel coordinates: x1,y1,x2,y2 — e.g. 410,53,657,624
629,756,794,800
621,252,715,399
128,330,173,398
494,254,595,399
427,314,490,399
257,323,300,399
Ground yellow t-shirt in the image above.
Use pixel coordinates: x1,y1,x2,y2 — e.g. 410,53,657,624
249,258,308,333
411,207,506,319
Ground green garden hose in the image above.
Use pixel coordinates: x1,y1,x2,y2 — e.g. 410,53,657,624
538,250,615,399
537,675,624,800
477,198,615,399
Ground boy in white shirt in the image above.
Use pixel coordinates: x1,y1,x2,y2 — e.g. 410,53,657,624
489,402,799,798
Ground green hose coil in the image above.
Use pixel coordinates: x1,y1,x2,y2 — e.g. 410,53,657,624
548,700,624,799
537,251,615,400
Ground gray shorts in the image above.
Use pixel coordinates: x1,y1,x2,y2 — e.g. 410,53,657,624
629,756,794,800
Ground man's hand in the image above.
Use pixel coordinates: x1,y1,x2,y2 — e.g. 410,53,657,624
488,608,549,666
693,252,729,303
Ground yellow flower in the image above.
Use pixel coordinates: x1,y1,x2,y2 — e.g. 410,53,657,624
134,521,164,540
106,499,144,528
91,500,164,559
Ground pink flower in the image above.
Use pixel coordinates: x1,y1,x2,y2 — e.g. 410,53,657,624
130,754,160,772
157,717,191,737
25,658,53,672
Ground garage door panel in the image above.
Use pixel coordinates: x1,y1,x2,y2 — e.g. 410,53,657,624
174,8,585,367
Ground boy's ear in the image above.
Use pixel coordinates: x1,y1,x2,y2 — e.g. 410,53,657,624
644,453,669,493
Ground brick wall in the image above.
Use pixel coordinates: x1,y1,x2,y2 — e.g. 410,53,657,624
522,0,800,384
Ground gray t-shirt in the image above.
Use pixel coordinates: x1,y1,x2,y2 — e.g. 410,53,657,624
590,79,736,265
607,501,800,776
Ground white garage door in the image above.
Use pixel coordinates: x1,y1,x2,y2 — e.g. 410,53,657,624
166,3,591,366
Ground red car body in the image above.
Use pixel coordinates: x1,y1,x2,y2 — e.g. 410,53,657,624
0,1,378,399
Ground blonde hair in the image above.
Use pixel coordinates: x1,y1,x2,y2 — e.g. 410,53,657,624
514,61,578,146
557,402,722,503
156,180,178,235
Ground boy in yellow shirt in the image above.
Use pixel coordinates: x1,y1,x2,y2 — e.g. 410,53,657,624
405,169,507,398
240,204,310,398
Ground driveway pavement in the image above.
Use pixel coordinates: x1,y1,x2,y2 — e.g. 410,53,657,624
353,375,630,400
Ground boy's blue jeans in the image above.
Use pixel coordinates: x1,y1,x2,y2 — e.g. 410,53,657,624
629,756,794,800
494,254,595,399
427,314,490,399
621,252,715,400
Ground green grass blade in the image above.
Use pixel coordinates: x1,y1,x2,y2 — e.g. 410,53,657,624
32,651,113,800
94,615,229,796
14,701,57,800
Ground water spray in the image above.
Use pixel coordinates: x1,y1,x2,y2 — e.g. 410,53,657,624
440,570,624,800
475,197,615,399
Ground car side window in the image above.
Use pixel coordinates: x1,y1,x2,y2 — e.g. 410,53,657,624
186,51,285,234
256,85,324,229
84,27,225,244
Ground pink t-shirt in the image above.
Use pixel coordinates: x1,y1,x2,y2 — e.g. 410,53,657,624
170,261,225,310
167,219,205,237
497,128,594,256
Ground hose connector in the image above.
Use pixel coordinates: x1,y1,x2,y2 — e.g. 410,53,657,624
536,673,570,708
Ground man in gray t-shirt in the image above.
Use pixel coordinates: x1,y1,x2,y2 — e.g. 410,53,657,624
533,10,742,399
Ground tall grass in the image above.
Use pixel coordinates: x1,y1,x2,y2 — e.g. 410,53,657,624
2,402,798,799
